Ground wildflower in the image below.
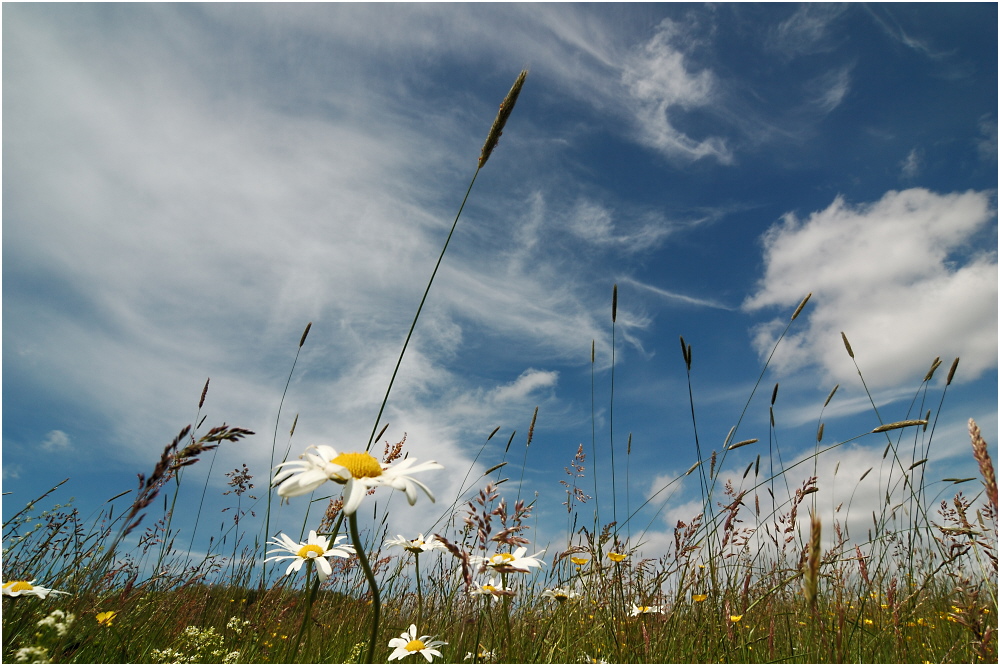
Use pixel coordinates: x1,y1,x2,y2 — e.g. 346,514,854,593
692,594,708,603
580,655,608,664
272,445,442,514
729,614,744,623
386,533,447,554
630,604,663,616
36,610,75,637
542,586,581,603
2,580,69,599
471,577,515,601
464,645,497,662
607,552,627,563
96,611,117,626
14,646,49,663
570,556,589,566
471,547,546,574
388,624,447,662
264,530,354,581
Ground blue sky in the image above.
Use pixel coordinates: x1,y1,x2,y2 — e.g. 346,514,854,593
3,3,997,564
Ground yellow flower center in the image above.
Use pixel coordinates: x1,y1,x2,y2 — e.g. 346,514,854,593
555,592,568,601
492,553,516,564
483,585,497,593
8,581,33,592
405,639,426,652
297,544,326,559
331,452,383,479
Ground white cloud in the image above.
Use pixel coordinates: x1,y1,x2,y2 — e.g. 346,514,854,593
806,66,852,114
744,188,997,389
769,3,849,57
490,369,559,405
622,19,732,163
900,147,923,179
40,431,72,452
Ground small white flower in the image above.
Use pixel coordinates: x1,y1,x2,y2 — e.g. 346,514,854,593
470,577,515,601
264,530,354,581
541,586,580,603
470,547,546,574
2,580,69,599
464,646,497,662
36,610,75,637
385,533,447,554
273,445,442,515
630,603,664,616
388,624,447,662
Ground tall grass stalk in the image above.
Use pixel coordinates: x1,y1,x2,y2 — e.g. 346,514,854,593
364,70,528,454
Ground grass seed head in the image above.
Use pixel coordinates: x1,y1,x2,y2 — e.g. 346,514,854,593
478,69,528,168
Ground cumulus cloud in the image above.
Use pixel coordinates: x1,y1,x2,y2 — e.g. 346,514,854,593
744,188,997,389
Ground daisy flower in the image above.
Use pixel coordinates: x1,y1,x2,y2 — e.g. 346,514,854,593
388,624,447,662
470,547,546,574
541,586,581,603
630,604,663,616
470,577,515,601
385,533,446,554
1,580,69,599
264,530,354,581
272,445,442,515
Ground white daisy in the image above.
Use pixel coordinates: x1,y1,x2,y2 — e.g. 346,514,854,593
385,533,446,554
629,603,664,616
264,530,354,581
470,546,546,574
1,580,69,599
541,586,580,603
272,445,442,515
470,577,515,601
388,624,447,662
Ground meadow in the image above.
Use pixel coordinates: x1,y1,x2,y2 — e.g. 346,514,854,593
3,70,997,665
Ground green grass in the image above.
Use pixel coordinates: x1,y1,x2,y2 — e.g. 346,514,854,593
3,70,996,664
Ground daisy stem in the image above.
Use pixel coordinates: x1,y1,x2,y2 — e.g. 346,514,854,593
349,511,381,664
287,561,319,663
414,551,424,629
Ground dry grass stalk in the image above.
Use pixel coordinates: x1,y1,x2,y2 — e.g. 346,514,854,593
969,418,997,512
804,512,821,609
478,69,528,168
728,438,758,451
872,419,928,433
946,357,960,385
840,331,854,359
298,321,312,348
823,384,839,407
791,292,811,321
